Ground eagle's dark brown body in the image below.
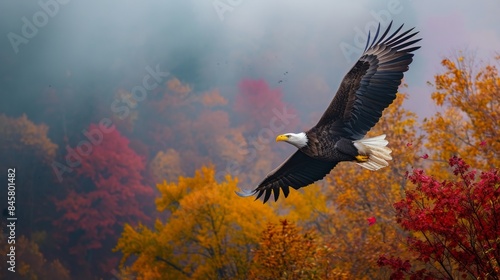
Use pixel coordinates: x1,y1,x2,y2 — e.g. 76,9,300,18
303,129,357,162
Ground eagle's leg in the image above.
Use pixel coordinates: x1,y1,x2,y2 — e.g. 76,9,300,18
355,155,369,162
353,135,392,171
335,138,372,163
334,138,361,161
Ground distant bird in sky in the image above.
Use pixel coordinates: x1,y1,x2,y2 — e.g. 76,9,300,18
237,21,421,203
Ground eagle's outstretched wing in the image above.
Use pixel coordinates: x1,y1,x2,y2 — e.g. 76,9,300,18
236,150,337,203
315,21,421,139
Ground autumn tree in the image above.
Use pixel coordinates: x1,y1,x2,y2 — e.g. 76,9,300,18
0,114,57,164
115,166,280,280
53,124,153,275
249,219,351,280
149,148,183,183
379,156,500,279
0,114,58,238
423,55,500,176
126,77,257,181
234,79,298,132
318,93,424,279
0,232,70,280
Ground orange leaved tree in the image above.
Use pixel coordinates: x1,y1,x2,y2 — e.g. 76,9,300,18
423,55,500,177
249,220,351,280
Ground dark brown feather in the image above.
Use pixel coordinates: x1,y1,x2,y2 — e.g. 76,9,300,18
250,150,338,203
315,21,421,139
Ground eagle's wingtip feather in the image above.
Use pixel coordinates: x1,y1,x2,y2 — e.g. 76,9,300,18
235,189,256,198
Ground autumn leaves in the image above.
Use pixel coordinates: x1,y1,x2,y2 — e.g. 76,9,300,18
1,54,499,279
380,157,500,279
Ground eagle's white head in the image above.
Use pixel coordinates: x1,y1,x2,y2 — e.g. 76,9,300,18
276,132,308,148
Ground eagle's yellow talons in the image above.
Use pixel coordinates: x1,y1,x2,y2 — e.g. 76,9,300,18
356,155,369,162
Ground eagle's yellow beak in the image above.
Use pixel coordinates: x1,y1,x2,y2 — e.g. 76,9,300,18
276,134,289,142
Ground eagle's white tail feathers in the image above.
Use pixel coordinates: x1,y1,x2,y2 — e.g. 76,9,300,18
353,134,392,171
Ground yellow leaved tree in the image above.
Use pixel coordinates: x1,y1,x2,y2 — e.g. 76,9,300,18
115,166,280,280
423,54,500,177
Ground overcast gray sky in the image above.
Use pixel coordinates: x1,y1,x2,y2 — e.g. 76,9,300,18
1,0,499,123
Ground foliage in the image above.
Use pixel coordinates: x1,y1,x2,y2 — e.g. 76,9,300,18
0,114,58,164
249,220,350,280
234,79,298,131
423,55,500,176
149,148,183,183
53,124,153,266
0,114,59,240
272,183,330,226
132,78,254,179
379,156,500,279
138,77,301,192
115,166,279,280
0,233,71,280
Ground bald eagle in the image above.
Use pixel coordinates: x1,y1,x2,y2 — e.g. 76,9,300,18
237,22,420,203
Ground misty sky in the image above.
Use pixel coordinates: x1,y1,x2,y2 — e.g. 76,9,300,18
1,0,499,125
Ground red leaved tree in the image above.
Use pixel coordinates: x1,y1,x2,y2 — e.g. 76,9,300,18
234,79,298,132
378,156,500,279
53,124,153,274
